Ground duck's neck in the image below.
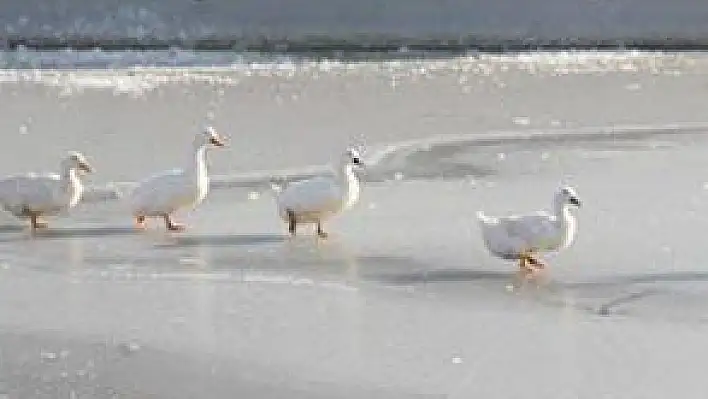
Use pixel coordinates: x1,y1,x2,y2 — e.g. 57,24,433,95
553,196,577,248
189,142,209,181
60,166,81,193
336,163,360,207
334,162,354,186
552,196,573,228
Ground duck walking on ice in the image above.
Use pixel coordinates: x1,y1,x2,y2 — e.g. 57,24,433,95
476,186,581,276
276,148,364,238
128,126,226,231
0,152,93,231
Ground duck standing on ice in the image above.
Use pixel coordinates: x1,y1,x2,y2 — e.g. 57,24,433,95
0,152,94,231
129,126,226,231
276,148,364,238
476,186,581,276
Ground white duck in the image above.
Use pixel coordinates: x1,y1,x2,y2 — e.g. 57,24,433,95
129,126,226,231
0,151,93,230
476,186,581,274
276,148,364,238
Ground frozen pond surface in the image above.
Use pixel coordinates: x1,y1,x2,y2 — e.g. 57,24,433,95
1,51,708,398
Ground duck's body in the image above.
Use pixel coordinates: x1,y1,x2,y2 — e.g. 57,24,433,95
277,175,359,223
477,186,581,274
477,210,576,259
276,148,363,237
0,174,82,218
129,127,225,231
0,152,93,230
130,168,208,216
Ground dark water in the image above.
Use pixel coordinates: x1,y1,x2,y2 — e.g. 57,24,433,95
1,0,708,51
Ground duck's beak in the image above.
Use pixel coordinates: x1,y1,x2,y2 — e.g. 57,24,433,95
210,136,226,147
79,161,94,173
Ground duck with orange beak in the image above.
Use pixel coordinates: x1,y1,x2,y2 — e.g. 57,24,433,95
128,126,227,231
0,151,94,231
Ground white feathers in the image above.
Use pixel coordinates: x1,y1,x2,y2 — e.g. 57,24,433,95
477,186,581,261
276,148,364,226
0,151,93,228
128,127,226,228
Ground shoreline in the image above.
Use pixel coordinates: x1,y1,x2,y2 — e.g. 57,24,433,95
3,36,708,55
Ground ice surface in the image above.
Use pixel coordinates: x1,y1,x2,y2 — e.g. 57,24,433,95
1,51,708,397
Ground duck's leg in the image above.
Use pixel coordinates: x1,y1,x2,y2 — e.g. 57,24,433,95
29,214,48,231
163,214,185,231
527,255,546,270
286,209,297,236
135,215,147,230
33,217,49,229
23,206,47,231
518,256,533,274
316,221,328,239
518,251,546,281
519,250,545,276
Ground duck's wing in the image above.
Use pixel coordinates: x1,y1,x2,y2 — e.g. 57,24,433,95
132,169,185,191
0,174,62,211
502,212,559,249
129,169,189,208
277,176,342,212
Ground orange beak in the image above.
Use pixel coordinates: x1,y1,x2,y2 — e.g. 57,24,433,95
79,161,94,173
210,136,226,147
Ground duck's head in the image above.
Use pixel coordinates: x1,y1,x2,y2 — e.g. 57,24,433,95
344,147,364,168
198,126,227,148
557,185,581,208
63,151,94,174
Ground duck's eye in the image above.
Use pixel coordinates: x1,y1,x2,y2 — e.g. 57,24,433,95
352,157,361,164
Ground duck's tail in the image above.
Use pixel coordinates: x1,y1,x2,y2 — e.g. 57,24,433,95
267,178,286,196
476,211,498,229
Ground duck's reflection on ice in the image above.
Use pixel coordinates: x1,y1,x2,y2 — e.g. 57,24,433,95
158,233,287,248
